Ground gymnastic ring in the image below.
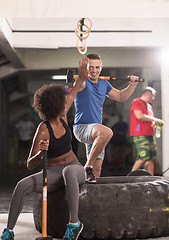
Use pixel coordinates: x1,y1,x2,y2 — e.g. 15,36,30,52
75,24,90,39
75,25,90,40
76,20,91,33
77,38,87,55
76,18,92,34
77,39,87,55
76,23,91,35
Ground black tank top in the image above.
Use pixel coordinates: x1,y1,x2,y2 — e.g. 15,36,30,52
44,118,72,158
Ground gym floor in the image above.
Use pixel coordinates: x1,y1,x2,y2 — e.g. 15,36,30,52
0,213,168,240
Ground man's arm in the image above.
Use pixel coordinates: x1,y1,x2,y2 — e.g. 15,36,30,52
133,110,163,125
107,75,138,102
65,57,88,113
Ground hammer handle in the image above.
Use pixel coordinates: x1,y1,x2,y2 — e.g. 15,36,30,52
73,75,144,82
73,75,111,80
111,77,144,82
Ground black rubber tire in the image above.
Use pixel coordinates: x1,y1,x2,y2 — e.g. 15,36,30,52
127,169,152,176
33,176,169,239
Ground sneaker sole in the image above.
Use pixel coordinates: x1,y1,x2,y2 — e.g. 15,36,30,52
75,223,84,240
85,179,97,183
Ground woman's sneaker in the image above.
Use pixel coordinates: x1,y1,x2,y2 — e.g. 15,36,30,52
85,166,96,183
63,220,83,240
0,228,14,240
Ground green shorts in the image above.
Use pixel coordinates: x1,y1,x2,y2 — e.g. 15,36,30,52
133,136,157,161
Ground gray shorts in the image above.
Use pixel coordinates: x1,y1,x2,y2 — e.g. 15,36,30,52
73,124,105,161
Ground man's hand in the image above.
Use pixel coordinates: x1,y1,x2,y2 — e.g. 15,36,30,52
153,119,164,127
128,75,139,86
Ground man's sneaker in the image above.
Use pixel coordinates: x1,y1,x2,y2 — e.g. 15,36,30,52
63,220,83,240
0,228,14,240
85,166,96,183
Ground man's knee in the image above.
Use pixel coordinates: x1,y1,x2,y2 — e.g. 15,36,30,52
97,128,113,144
105,128,113,142
144,160,154,168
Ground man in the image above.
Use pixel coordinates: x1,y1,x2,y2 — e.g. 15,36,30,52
130,86,163,175
73,53,138,182
15,113,35,168
111,113,129,168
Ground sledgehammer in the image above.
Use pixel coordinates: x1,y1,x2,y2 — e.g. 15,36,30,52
66,69,144,83
36,146,53,240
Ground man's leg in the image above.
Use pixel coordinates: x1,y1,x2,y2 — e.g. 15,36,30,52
131,159,144,172
131,136,150,173
73,123,112,182
144,136,157,176
93,158,103,178
85,124,113,167
144,160,154,176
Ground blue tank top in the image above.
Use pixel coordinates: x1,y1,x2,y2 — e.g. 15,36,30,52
44,118,72,158
74,79,112,126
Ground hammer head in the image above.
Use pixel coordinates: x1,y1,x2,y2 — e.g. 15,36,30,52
66,69,75,83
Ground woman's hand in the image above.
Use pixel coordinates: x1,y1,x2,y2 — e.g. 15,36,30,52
65,57,89,114
38,139,49,151
78,57,89,82
27,139,49,170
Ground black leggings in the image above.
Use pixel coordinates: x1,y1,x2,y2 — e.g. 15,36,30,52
7,161,86,230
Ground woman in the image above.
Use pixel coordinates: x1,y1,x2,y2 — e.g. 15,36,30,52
0,57,89,240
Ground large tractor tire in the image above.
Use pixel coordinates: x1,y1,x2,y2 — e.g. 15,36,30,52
33,176,169,239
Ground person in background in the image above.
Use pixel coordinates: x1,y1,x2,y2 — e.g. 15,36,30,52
130,86,163,175
111,114,129,168
15,113,35,168
73,53,138,182
0,57,88,240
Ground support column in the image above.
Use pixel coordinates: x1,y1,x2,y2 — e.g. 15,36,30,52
161,47,169,176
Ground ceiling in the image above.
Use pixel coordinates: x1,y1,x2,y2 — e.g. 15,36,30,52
0,17,150,93
0,14,168,97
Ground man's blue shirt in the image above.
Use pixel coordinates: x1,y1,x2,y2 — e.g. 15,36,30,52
74,79,112,126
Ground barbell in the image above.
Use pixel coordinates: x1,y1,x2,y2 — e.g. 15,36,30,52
66,69,144,83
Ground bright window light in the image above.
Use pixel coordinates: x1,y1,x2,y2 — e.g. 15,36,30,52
161,48,169,66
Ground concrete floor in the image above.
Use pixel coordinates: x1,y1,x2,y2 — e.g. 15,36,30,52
0,212,63,240
0,213,42,240
0,213,169,240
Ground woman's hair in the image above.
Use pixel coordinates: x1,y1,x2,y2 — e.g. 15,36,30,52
33,83,67,121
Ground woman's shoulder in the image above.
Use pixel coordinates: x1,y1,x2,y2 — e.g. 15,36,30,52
34,121,49,140
36,121,48,132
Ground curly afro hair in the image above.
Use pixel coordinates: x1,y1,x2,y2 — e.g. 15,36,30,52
33,83,67,121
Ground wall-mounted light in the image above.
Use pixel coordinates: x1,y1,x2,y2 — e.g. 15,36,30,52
52,75,67,80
